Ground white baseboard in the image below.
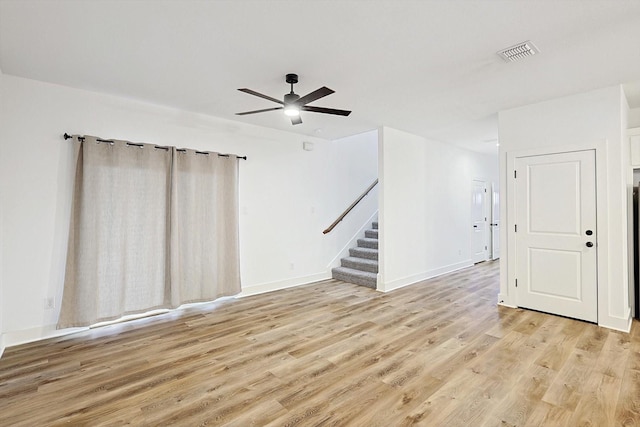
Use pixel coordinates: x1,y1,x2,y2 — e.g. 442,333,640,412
238,271,332,298
379,260,473,292
0,334,5,359
3,324,87,349
497,293,516,308
599,308,633,333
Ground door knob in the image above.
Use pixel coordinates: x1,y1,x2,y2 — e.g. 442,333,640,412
586,241,594,247
473,225,478,228
586,230,593,236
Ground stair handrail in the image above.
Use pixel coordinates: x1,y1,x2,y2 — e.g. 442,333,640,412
323,179,378,234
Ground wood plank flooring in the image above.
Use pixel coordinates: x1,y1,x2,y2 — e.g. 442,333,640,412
1,260,639,426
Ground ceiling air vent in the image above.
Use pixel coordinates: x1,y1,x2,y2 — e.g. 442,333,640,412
497,41,539,62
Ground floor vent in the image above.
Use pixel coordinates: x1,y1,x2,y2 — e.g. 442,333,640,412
497,41,539,62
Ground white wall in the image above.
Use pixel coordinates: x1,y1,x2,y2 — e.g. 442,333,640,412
378,126,498,292
498,85,631,331
318,130,380,271
0,75,378,346
630,107,640,128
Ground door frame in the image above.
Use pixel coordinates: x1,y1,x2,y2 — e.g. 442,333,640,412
503,140,610,327
491,182,500,260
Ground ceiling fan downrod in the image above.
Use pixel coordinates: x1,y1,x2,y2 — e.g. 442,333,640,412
284,74,300,105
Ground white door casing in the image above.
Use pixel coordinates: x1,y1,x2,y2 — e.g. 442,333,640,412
515,150,597,323
472,180,489,264
491,183,500,260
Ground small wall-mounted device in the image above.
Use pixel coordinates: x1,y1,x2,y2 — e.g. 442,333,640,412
303,141,314,151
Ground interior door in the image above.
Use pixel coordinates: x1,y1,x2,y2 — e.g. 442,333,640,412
491,183,500,260
515,150,597,323
472,180,489,263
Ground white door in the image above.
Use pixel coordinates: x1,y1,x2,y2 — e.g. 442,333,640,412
515,150,597,323
472,180,489,263
491,183,500,260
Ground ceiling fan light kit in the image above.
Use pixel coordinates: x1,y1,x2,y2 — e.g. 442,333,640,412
236,73,351,125
283,106,300,117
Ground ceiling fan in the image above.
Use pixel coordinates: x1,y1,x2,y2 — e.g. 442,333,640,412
236,73,351,125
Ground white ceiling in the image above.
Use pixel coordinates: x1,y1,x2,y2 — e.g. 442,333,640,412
1,0,640,155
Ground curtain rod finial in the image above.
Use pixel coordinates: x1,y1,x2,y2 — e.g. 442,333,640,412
63,133,72,140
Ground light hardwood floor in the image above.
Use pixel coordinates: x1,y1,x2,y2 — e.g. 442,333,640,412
1,261,639,426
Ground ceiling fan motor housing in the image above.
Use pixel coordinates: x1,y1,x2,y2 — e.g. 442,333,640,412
284,92,300,104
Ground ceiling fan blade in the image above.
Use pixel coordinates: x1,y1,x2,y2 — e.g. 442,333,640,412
296,86,335,106
236,106,283,116
291,116,303,125
238,88,284,105
302,106,352,116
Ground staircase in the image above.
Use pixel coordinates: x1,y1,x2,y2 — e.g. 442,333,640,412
331,221,378,289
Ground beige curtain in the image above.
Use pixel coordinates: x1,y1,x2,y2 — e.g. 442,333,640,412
58,136,240,329
170,149,240,306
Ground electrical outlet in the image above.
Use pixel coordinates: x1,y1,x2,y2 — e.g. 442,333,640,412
44,297,55,310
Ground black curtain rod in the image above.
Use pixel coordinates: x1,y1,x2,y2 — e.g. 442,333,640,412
63,133,247,160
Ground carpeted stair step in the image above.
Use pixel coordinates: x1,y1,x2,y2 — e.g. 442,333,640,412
331,219,379,289
341,256,379,273
357,237,378,249
349,247,378,260
331,267,377,289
